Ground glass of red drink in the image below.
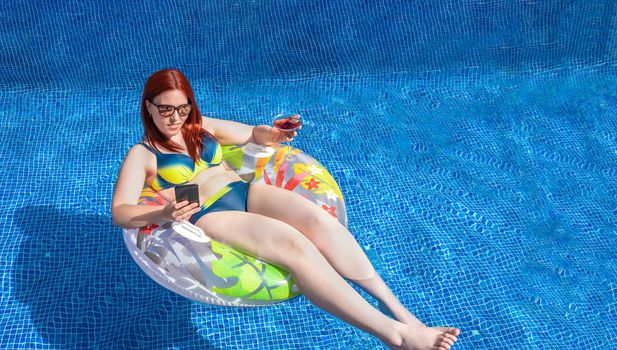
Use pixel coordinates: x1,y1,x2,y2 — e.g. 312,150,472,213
272,113,303,160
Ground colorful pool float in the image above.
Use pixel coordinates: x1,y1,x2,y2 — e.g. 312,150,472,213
122,143,347,307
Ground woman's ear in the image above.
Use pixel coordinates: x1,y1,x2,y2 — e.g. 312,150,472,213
145,99,152,112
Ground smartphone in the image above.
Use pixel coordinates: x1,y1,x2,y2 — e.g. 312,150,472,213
174,184,200,205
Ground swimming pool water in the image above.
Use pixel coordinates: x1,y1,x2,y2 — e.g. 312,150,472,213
1,1,615,349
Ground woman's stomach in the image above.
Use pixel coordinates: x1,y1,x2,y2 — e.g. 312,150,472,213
153,163,245,205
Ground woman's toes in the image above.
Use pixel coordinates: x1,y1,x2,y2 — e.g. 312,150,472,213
441,335,454,346
443,333,458,342
448,327,461,336
432,336,452,350
437,327,460,336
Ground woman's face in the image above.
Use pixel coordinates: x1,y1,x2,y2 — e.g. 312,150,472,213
146,89,191,138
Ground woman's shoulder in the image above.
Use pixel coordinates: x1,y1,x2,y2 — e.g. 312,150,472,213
120,143,156,175
129,140,147,152
125,141,155,161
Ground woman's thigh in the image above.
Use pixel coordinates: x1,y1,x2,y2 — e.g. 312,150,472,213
193,210,317,270
245,183,343,244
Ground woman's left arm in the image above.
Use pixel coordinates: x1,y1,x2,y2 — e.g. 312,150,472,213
201,115,295,146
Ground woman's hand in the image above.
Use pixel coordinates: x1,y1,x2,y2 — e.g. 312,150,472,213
162,200,201,222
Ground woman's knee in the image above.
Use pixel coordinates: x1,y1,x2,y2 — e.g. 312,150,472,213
303,205,326,229
283,229,320,259
260,224,321,271
300,207,340,248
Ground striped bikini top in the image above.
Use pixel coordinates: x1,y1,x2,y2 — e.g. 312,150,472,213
139,133,223,191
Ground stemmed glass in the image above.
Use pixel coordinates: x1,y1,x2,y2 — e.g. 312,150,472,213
272,113,303,160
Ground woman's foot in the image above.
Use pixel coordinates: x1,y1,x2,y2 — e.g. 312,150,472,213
383,322,460,350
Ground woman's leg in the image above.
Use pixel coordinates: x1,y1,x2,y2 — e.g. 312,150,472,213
246,183,432,327
195,210,458,349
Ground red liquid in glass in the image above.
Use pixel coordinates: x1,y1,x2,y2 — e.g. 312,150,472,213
273,117,302,136
273,117,302,131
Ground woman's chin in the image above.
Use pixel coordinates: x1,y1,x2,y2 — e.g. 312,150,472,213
163,128,181,137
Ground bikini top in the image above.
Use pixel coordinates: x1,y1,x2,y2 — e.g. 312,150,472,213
139,133,223,191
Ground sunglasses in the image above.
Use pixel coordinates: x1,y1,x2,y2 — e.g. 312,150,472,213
148,99,192,117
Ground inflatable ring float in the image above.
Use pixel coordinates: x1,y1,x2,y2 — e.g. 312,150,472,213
122,143,347,307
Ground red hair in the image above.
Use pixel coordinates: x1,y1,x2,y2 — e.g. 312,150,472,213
140,68,217,163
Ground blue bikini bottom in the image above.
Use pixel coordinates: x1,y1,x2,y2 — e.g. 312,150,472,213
189,180,251,225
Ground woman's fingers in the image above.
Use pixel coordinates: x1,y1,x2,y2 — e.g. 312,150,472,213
179,207,200,221
283,130,298,141
290,131,297,141
172,202,199,220
184,203,199,215
183,205,201,221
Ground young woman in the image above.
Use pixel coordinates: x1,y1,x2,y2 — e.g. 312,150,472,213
111,68,460,350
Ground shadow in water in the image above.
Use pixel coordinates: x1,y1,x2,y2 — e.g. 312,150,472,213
13,205,220,349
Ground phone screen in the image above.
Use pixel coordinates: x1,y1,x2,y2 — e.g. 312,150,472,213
174,184,200,205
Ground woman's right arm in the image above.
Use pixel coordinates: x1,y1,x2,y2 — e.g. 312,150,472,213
111,146,167,229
